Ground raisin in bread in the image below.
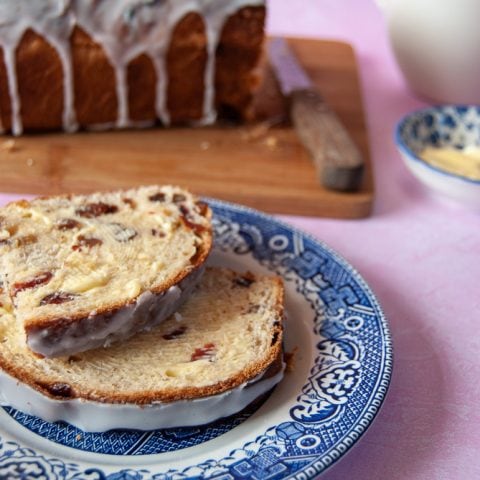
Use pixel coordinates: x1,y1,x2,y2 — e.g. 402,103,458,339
0,268,284,431
0,185,212,358
0,1,265,135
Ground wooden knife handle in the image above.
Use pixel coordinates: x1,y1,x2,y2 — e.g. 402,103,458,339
290,88,364,192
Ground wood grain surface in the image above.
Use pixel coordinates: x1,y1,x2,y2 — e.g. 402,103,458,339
0,38,374,218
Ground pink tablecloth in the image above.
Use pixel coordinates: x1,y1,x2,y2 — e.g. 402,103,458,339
1,1,479,478
269,1,480,478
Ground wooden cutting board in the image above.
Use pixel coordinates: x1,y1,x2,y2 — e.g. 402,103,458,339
0,38,373,218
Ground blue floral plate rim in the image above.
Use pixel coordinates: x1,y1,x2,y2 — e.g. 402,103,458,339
0,197,393,479
394,104,480,185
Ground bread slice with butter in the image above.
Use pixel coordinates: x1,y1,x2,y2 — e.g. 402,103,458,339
0,268,284,431
0,185,212,358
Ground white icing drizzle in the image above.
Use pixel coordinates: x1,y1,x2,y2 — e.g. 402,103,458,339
3,46,21,135
0,4,22,135
151,0,197,125
0,360,285,432
56,42,78,133
153,53,170,125
0,2,78,134
27,264,205,358
0,0,264,135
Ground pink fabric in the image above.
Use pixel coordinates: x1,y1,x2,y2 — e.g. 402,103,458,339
269,1,480,478
0,1,479,477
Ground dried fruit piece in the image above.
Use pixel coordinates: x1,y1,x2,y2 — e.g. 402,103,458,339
179,206,207,236
57,218,82,230
0,224,18,239
44,382,73,398
16,234,37,247
179,205,190,217
162,326,187,340
13,200,29,208
173,193,186,203
0,223,18,245
122,198,136,209
151,228,165,238
72,235,103,251
76,202,118,218
149,192,166,202
40,291,77,306
196,201,209,216
191,343,216,362
11,271,53,296
234,274,255,288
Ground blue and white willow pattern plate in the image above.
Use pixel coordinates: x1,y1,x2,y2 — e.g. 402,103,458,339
395,105,480,207
0,199,392,479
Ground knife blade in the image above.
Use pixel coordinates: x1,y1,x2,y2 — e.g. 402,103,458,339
268,37,364,192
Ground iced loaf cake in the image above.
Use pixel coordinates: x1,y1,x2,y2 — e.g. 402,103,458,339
0,0,266,135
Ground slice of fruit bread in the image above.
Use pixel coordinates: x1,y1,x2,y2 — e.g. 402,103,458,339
0,267,285,431
0,185,212,357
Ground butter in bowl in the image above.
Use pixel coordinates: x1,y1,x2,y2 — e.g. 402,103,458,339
395,105,480,208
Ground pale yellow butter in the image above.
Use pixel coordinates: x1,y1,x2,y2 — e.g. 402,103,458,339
124,279,142,298
63,268,111,293
420,145,480,180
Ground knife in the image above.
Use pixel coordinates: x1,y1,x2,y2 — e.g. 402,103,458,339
268,38,364,192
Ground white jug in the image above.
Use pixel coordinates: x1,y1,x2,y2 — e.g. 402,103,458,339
377,0,480,104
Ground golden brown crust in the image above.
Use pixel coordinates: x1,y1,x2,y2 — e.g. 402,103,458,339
215,6,266,121
167,12,207,123
0,7,265,132
127,53,157,122
16,29,64,130
0,343,284,404
0,270,284,404
71,26,118,126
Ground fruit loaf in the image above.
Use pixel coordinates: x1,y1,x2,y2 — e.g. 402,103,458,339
0,267,285,431
0,185,212,357
0,0,266,135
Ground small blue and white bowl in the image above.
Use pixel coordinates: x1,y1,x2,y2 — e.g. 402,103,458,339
395,105,480,208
